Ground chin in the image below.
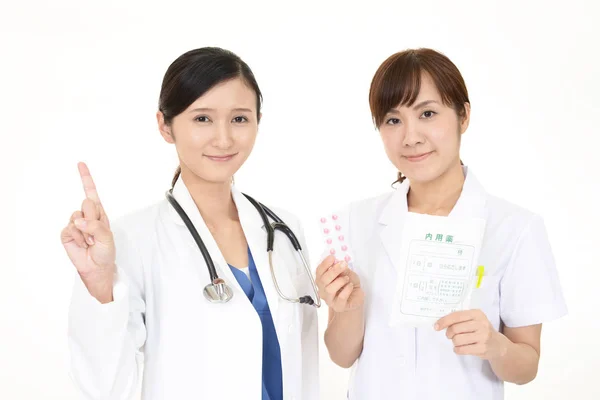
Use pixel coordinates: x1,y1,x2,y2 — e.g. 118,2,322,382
187,168,235,185
401,164,444,184
185,161,240,185
200,174,235,185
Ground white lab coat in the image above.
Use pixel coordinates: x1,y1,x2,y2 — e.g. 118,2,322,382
342,166,567,400
67,179,320,400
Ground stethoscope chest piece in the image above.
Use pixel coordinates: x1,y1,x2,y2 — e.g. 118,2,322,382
203,278,234,303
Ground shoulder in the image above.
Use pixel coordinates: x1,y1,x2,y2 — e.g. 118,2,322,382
261,202,304,232
485,192,545,236
110,200,166,243
481,190,554,278
329,191,397,246
347,190,396,221
105,200,167,282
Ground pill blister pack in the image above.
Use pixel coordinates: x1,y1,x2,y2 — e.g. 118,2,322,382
318,211,354,268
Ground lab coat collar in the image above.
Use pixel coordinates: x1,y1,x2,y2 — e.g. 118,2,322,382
167,178,280,320
378,165,488,225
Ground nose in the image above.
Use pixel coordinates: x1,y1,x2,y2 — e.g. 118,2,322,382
213,121,234,149
402,119,425,147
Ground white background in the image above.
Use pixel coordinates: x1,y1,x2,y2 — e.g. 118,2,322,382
2,0,599,398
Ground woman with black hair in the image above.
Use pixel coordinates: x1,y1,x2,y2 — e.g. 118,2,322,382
61,47,319,400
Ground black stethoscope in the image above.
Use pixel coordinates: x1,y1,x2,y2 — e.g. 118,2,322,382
166,190,321,308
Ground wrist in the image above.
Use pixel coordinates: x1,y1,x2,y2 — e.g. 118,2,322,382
337,304,364,316
330,304,365,326
491,330,510,359
79,269,115,304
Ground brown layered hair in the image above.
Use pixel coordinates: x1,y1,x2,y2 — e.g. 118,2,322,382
368,48,469,184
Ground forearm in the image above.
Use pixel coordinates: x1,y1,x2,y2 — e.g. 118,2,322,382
489,332,540,384
324,306,365,368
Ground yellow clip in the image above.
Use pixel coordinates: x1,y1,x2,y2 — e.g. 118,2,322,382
476,266,485,288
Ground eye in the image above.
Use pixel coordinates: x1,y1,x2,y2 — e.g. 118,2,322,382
194,116,210,123
385,118,401,125
232,116,249,123
421,110,437,119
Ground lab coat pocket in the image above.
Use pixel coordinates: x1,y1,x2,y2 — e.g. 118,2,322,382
467,275,501,312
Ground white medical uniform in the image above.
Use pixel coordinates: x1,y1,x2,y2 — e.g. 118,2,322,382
344,166,567,400
67,179,319,400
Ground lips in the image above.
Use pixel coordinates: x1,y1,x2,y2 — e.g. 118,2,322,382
204,153,238,162
403,151,433,162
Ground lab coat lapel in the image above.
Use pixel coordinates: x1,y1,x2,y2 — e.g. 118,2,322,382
378,180,411,274
448,166,488,219
231,186,281,321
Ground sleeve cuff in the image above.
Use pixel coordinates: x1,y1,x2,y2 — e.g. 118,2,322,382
502,299,568,328
69,270,130,334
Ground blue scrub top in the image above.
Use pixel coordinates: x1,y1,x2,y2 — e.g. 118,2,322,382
229,248,283,400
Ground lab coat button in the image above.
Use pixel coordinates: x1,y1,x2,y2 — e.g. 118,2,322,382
288,324,294,333
397,355,406,366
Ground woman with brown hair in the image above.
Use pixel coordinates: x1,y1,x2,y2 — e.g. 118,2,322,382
315,48,567,399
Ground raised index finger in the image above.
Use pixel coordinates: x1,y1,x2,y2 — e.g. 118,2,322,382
78,162,102,204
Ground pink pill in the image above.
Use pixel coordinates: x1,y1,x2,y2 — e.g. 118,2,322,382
320,217,326,223
330,249,336,255
326,238,333,244
335,225,341,231
341,245,348,251
344,255,351,262
323,228,330,234
332,214,338,220
338,235,344,241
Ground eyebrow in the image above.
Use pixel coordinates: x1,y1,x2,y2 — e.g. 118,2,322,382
413,100,439,109
189,107,254,113
388,100,440,114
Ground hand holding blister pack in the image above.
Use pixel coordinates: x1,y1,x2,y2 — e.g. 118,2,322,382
318,209,355,268
388,212,487,327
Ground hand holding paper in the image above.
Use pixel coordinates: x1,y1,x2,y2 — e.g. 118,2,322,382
435,309,508,360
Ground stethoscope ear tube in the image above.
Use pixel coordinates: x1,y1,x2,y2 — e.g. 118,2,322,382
166,190,219,282
243,194,302,252
271,223,301,251
243,194,320,308
243,194,275,251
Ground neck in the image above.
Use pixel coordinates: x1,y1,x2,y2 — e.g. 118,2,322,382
179,168,238,228
407,162,465,216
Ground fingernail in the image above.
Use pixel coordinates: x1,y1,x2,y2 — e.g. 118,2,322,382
87,236,95,245
74,219,86,228
341,261,347,268
434,323,440,330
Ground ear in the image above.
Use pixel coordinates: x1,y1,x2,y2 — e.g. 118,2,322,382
257,112,262,124
157,111,175,144
459,102,471,134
